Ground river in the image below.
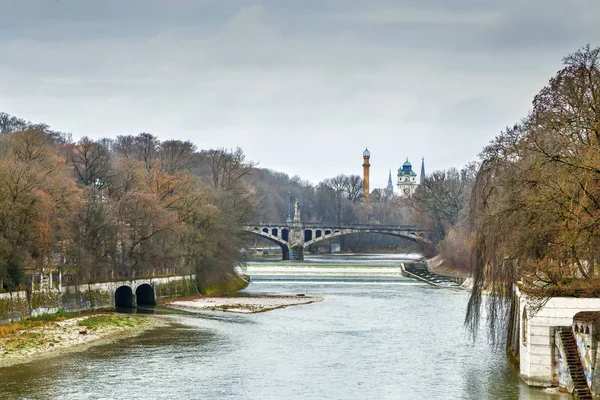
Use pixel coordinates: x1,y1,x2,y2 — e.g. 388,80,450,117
0,254,569,399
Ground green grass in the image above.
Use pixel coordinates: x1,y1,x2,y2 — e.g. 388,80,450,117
77,315,139,330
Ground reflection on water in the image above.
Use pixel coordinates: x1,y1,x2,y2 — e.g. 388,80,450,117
0,254,570,399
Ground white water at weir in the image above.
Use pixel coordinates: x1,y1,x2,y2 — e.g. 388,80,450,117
247,253,418,284
248,266,404,276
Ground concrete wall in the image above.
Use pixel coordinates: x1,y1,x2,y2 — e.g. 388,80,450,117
517,286,600,386
0,274,197,323
0,291,29,324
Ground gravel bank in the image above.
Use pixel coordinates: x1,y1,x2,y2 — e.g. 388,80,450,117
167,295,323,313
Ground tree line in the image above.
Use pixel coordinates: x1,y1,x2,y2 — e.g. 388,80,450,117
0,118,256,293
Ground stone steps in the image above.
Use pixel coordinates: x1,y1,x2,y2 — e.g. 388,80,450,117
559,329,592,399
402,264,462,288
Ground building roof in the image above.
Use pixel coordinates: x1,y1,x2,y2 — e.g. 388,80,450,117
398,157,418,176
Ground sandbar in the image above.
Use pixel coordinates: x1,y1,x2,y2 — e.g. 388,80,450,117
167,295,323,313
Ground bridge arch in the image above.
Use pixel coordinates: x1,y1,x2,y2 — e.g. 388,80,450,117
304,229,422,249
115,285,134,308
136,283,156,306
243,227,291,260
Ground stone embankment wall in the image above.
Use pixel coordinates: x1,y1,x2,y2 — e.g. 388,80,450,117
0,275,198,324
426,255,470,285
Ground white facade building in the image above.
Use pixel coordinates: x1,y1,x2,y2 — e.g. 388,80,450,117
397,158,418,196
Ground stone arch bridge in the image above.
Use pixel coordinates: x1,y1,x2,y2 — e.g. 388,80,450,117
243,222,428,260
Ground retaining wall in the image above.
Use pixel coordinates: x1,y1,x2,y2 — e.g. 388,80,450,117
0,275,197,324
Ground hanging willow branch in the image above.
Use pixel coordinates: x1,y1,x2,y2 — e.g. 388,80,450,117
464,45,600,345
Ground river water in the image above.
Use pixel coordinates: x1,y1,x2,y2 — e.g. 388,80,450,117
0,254,569,399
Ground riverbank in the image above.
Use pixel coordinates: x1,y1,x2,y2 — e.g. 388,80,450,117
0,312,168,369
167,295,323,313
0,294,323,368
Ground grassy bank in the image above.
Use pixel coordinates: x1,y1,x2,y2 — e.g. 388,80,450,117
0,310,167,368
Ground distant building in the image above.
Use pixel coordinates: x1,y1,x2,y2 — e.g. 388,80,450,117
397,158,418,196
386,169,394,198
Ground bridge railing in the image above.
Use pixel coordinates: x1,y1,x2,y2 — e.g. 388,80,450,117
246,222,427,232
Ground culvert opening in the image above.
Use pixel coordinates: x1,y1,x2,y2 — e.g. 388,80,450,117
135,283,156,306
115,286,134,308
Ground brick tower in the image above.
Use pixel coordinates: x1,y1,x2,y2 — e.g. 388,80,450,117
363,148,371,202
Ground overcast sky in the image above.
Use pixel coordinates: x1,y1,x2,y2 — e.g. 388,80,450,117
1,1,599,189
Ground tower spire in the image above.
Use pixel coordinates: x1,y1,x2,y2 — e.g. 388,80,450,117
386,169,393,193
420,157,426,183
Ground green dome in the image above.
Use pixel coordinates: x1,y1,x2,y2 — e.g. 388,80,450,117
398,157,417,177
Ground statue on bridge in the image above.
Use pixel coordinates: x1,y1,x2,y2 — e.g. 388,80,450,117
293,201,301,223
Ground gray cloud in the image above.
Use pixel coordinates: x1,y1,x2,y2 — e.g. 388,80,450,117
0,0,599,188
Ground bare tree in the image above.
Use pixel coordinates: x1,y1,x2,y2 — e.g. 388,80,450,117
159,140,197,173
411,167,474,243
69,137,114,188
113,133,159,169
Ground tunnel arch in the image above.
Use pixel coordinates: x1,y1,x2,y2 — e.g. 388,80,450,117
136,283,156,306
115,285,134,308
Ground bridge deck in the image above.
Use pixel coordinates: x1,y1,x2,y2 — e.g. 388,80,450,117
249,222,426,231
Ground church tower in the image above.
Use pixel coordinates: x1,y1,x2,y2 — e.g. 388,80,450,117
397,157,418,196
420,157,426,183
362,148,370,202
386,169,394,197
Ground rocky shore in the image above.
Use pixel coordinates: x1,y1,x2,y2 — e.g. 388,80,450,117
0,313,168,369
